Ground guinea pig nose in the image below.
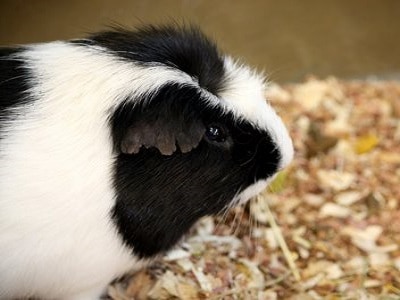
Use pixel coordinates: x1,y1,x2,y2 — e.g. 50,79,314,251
278,135,294,170
266,116,294,171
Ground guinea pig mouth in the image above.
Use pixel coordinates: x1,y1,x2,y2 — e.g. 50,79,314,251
232,177,275,206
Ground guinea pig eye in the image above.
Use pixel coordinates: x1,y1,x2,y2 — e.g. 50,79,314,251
205,125,226,143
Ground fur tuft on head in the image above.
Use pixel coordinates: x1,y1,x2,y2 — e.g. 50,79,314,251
78,24,226,94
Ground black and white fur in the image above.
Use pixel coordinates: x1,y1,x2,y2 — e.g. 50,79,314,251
0,25,293,299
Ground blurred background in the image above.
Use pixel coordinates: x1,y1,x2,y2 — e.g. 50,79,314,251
1,0,399,82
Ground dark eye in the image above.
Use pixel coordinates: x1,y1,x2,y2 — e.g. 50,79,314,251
205,125,226,143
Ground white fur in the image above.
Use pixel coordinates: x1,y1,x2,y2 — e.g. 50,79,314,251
0,42,292,299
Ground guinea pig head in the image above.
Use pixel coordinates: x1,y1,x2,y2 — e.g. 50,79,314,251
98,26,294,258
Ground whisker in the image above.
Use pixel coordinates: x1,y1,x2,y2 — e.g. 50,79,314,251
0,74,27,87
214,203,231,233
0,57,26,62
233,205,245,236
248,204,253,255
252,202,260,253
229,207,240,235
211,183,243,234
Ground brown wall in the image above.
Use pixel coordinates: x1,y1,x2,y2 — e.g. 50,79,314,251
1,0,399,82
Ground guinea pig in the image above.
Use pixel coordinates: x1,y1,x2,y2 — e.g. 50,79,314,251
0,25,293,299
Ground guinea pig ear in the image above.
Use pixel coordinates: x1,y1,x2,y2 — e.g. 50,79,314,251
120,116,205,156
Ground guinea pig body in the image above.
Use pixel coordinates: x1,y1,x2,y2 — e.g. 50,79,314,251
0,26,293,299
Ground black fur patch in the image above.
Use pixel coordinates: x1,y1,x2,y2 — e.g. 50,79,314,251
79,25,226,95
0,47,32,131
111,83,280,258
